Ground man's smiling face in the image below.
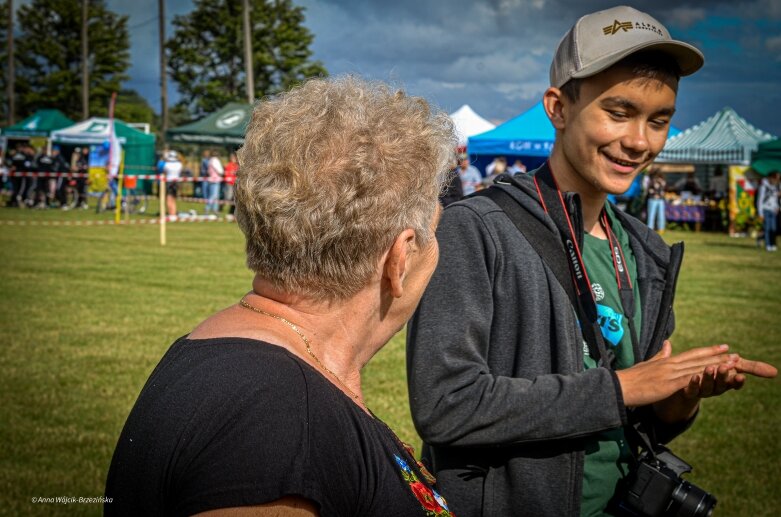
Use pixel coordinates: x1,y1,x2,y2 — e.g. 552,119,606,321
555,65,678,198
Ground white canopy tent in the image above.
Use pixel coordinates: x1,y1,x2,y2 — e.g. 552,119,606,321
50,117,156,175
51,118,123,176
449,105,495,147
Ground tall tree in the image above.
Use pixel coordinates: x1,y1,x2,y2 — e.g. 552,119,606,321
167,0,327,118
114,89,156,126
0,0,8,123
14,0,130,120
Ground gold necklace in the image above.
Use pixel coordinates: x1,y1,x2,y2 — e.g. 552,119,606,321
238,297,361,402
239,298,437,482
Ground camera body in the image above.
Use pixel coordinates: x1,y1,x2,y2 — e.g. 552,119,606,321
618,446,716,517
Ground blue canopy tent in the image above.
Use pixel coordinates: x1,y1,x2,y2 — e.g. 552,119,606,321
467,101,682,176
467,102,553,173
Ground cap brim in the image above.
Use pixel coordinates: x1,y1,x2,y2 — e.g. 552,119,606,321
571,39,704,81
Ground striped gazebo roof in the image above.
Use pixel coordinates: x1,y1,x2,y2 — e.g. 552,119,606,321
657,107,775,165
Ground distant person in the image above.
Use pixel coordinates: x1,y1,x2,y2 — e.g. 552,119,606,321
457,153,481,196
0,149,8,193
646,168,667,233
757,171,780,251
61,146,83,210
7,144,34,207
223,152,238,216
509,158,527,174
105,76,457,517
70,147,82,172
74,147,90,209
47,147,69,208
673,174,702,196
708,168,727,199
23,144,38,206
34,147,54,208
484,156,507,177
205,151,224,215
199,149,210,199
161,150,183,217
483,156,507,186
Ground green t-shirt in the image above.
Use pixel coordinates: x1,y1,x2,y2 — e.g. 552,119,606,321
580,204,642,517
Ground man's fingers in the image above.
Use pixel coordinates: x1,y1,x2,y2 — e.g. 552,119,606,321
683,374,701,399
669,354,737,379
712,364,734,395
734,358,778,378
671,344,730,361
650,340,673,361
733,374,746,388
699,366,716,397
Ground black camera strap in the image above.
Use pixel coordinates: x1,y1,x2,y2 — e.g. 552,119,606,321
473,186,578,311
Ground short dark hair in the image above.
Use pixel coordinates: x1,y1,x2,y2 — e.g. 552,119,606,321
560,50,682,102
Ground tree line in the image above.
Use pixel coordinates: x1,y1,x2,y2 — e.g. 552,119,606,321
0,0,326,133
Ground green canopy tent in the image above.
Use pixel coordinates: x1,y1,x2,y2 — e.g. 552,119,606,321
657,107,775,165
0,109,75,138
751,139,781,176
656,107,776,234
166,102,251,145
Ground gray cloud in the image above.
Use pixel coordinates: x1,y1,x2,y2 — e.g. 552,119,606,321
665,7,707,28
102,0,781,136
298,0,781,135
766,34,781,55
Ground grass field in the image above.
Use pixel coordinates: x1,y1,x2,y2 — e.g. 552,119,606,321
1,204,779,516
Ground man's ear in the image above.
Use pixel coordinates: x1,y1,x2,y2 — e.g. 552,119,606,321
384,229,417,299
543,87,566,131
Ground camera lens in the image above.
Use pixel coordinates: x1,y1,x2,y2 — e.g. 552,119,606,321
670,480,717,517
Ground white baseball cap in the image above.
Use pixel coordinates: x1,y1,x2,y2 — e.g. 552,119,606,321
550,5,704,88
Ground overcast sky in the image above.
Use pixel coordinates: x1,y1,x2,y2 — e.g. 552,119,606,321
111,0,781,136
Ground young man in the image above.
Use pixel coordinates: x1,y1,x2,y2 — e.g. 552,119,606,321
407,6,777,516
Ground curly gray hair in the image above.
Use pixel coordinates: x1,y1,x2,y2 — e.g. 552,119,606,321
236,76,456,300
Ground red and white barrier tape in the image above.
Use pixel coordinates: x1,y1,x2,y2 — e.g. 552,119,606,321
6,171,90,178
102,193,233,206
177,196,234,205
0,215,236,226
4,171,234,183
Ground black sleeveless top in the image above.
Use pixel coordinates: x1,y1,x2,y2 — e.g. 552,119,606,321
105,336,455,517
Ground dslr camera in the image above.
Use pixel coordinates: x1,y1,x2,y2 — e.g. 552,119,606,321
617,445,716,517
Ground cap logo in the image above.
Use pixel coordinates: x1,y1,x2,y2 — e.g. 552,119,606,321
634,21,663,36
603,20,633,35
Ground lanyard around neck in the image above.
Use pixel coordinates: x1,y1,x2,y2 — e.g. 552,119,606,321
532,162,638,367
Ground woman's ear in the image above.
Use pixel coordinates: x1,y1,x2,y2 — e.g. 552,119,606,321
543,87,566,130
384,229,416,298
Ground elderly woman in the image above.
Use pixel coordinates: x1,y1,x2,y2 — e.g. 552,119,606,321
104,77,457,516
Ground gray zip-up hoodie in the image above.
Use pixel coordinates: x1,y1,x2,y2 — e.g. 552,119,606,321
407,169,690,516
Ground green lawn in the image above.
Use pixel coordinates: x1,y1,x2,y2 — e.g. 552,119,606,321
1,206,779,516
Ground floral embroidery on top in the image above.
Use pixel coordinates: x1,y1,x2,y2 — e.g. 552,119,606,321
394,454,455,516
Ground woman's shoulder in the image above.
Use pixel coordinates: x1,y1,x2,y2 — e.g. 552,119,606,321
138,337,314,421
166,334,300,366
159,336,362,418
108,338,334,515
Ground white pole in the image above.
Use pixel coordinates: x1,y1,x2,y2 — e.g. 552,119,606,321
159,174,166,245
